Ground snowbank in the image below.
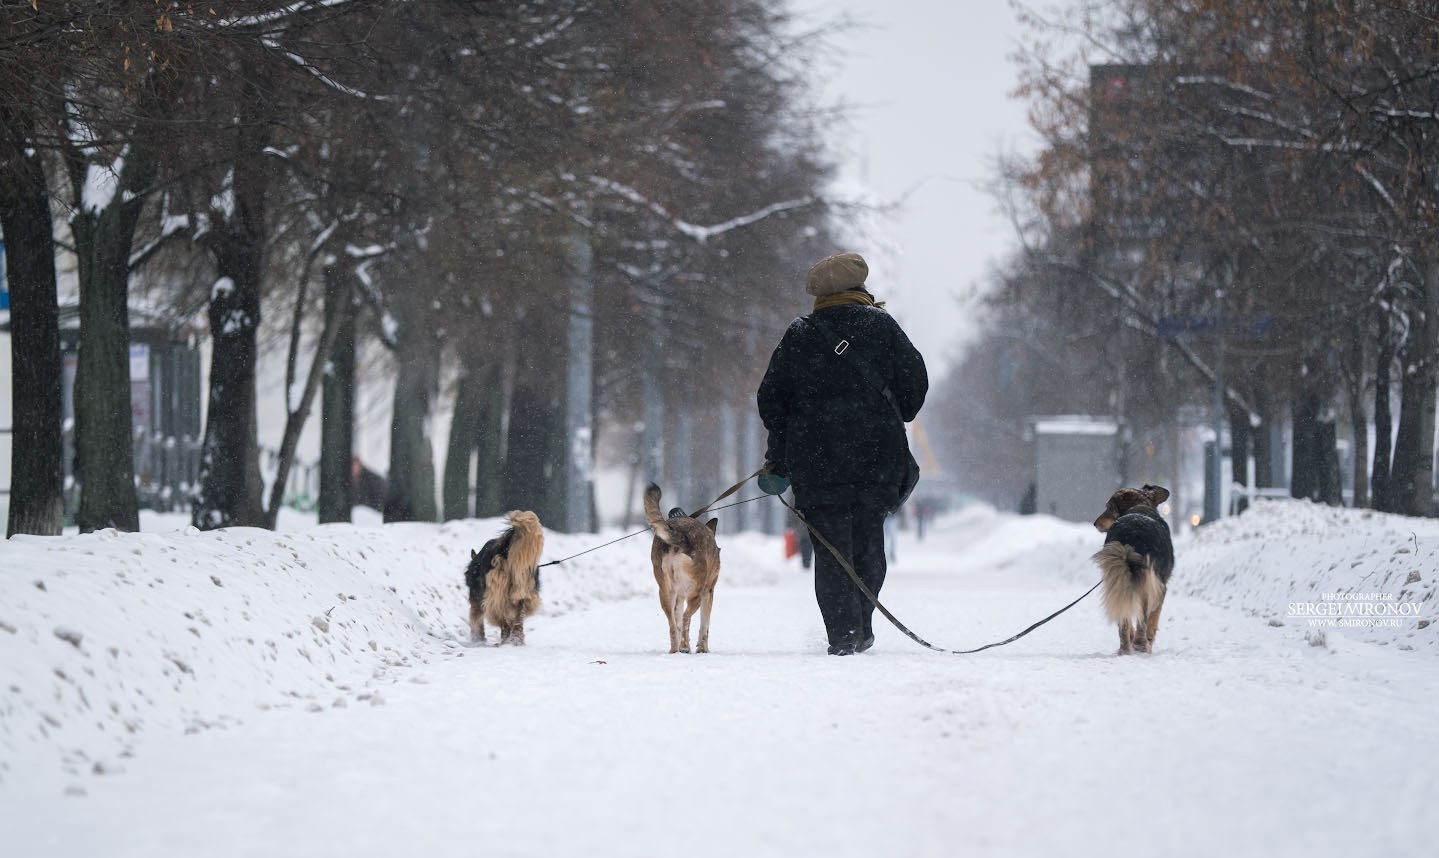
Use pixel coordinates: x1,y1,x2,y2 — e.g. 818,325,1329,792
0,512,780,787
1027,497,1439,653
1173,499,1438,652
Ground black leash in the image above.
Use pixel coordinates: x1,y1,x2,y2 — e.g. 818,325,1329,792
688,467,767,518
533,465,1098,654
537,493,767,569
779,495,1100,654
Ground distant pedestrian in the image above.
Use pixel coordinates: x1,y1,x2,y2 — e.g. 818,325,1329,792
757,252,928,655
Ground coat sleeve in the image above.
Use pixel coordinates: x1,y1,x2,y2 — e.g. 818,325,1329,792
888,319,928,422
756,326,796,474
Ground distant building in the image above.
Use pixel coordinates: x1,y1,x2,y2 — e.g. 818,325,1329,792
0,304,204,522
1030,415,1122,523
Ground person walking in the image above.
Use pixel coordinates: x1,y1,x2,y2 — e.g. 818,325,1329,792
756,252,928,655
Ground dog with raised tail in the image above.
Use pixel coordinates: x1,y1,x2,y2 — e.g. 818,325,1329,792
1092,485,1174,655
644,483,721,654
465,510,544,646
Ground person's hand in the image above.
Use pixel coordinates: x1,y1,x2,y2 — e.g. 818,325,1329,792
757,463,790,495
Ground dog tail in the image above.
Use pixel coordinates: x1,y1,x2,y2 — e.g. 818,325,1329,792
1093,542,1165,623
644,483,679,545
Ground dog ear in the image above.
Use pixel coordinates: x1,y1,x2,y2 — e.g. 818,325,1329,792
1143,484,1171,504
471,549,477,559
705,518,718,534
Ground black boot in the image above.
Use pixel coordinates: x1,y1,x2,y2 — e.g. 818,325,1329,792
855,611,875,653
828,626,860,656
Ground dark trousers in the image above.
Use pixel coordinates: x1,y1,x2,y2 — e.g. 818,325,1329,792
799,500,888,647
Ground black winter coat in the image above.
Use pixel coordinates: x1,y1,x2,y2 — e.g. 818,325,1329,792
757,303,928,509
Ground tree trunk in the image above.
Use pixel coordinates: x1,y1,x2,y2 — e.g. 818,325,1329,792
1348,387,1369,510
1,116,66,536
384,297,440,523
472,350,513,519
1389,258,1439,518
1291,385,1341,505
1251,391,1277,492
1344,325,1369,509
443,352,494,521
318,264,357,524
502,382,566,526
1371,307,1395,512
192,137,269,530
69,152,155,532
1227,398,1250,514
264,256,353,528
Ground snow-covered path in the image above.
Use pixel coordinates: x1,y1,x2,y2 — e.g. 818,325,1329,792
6,508,1435,858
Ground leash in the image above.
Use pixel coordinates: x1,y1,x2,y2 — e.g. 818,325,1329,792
537,462,1096,653
537,492,768,569
779,494,1101,654
688,467,767,518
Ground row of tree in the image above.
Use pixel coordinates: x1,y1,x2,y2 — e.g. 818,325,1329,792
3,1,844,537
935,0,1439,518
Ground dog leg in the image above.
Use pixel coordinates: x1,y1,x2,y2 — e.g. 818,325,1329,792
1143,602,1164,653
695,589,714,654
657,565,683,653
468,600,486,645
664,588,684,653
672,596,690,653
512,616,526,646
1132,622,1150,654
681,597,701,654
1117,619,1134,655
658,588,676,651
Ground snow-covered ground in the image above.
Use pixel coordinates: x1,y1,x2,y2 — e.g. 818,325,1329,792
2,497,1436,857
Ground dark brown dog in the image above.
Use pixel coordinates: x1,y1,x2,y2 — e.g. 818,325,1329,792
1092,485,1174,654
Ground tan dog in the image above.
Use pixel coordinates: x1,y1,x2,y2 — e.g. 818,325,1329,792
1092,485,1174,654
644,483,721,653
464,510,544,645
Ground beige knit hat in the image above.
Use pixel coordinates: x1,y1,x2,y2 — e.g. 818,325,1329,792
805,251,869,296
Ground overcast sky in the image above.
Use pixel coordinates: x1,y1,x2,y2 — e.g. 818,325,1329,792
790,0,1039,379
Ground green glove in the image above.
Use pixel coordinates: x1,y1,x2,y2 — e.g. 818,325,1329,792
757,471,790,495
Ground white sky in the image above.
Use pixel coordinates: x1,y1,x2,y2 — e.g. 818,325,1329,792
792,0,1038,378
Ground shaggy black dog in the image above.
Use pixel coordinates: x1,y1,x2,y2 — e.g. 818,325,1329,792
465,511,544,645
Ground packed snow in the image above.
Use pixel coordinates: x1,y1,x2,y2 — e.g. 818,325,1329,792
2,497,1435,856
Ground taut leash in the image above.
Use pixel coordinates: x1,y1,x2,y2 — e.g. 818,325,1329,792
687,467,767,518
533,465,1097,654
779,495,1100,654
537,492,767,569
